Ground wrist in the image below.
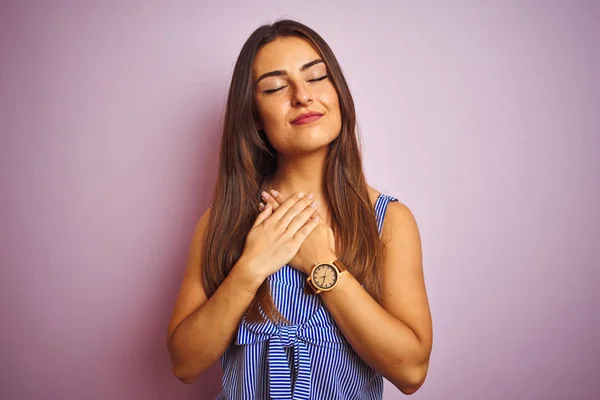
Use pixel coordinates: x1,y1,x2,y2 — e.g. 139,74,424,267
305,252,338,274
319,270,352,299
230,256,266,293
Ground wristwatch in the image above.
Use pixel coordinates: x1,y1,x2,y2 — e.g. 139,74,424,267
306,258,347,294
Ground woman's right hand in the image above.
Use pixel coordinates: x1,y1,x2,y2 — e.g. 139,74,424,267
235,192,320,286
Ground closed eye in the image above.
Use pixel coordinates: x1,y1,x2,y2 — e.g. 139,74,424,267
263,75,328,94
264,87,284,94
309,75,328,82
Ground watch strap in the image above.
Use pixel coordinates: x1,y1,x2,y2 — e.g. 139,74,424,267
332,259,347,273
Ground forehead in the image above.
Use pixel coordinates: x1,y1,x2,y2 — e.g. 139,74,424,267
253,37,322,78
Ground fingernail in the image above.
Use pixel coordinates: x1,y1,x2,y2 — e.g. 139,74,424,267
261,191,269,201
313,216,320,221
310,201,317,208
258,202,265,210
270,190,279,198
307,193,314,200
298,192,304,198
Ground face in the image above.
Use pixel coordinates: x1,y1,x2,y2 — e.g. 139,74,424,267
252,36,342,156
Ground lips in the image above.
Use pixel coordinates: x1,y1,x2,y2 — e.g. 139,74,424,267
291,111,323,125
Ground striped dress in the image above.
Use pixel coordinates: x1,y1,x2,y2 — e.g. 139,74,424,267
218,193,399,399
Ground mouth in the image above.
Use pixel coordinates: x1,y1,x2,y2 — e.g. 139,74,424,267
291,112,324,125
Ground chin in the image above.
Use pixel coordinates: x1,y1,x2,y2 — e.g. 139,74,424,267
272,126,340,155
303,128,337,143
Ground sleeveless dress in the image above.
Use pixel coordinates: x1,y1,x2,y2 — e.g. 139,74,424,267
217,193,399,399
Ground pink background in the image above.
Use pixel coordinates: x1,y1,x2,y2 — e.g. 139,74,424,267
1,1,598,399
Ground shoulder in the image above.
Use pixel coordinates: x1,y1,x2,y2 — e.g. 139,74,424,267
366,183,411,215
365,184,418,240
197,206,213,233
381,200,420,245
366,185,382,206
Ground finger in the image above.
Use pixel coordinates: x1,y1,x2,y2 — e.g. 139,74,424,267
261,190,280,211
293,215,320,242
271,192,307,221
269,189,285,208
269,189,282,202
310,209,328,225
252,202,272,228
284,200,318,236
278,195,315,229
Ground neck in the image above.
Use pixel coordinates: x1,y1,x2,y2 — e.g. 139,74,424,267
267,147,329,205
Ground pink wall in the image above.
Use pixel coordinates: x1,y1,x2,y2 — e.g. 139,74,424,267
1,1,598,399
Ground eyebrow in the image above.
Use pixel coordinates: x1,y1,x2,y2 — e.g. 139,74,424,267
255,59,325,85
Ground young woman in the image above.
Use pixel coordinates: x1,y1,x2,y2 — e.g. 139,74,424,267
167,19,432,399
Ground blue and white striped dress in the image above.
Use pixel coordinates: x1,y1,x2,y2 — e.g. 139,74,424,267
218,193,399,399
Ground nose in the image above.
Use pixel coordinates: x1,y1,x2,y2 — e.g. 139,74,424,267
292,82,313,106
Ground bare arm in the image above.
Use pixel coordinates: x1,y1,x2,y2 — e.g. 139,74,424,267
319,202,433,394
255,191,432,394
166,208,262,383
167,194,319,383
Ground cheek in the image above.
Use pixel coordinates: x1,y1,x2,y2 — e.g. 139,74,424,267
321,87,341,114
257,100,287,128
322,90,342,126
256,102,288,148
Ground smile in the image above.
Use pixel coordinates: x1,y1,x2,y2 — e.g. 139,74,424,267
292,114,323,125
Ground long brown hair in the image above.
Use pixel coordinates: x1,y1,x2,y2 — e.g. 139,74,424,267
202,19,384,323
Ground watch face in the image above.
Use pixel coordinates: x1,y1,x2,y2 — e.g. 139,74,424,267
312,264,338,289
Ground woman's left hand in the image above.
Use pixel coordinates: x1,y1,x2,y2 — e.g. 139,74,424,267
259,190,338,275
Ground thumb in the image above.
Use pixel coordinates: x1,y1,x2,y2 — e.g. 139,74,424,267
252,203,272,228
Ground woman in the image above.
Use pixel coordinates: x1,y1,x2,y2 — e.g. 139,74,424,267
167,19,432,399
